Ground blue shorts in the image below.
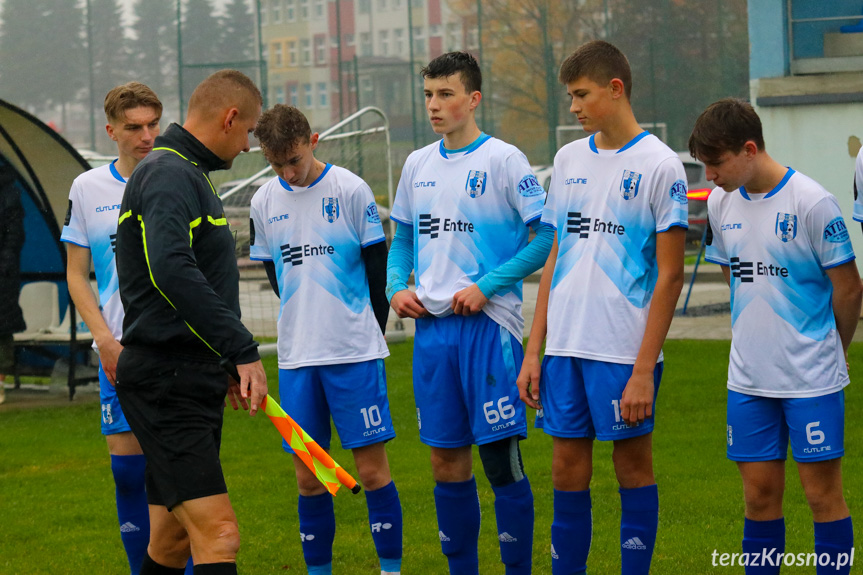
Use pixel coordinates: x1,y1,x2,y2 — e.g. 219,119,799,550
727,389,845,463
413,312,526,447
278,359,395,452
100,362,132,435
537,355,662,441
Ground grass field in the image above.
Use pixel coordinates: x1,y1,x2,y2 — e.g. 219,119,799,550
2,339,862,574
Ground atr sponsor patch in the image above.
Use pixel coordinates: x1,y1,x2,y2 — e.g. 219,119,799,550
824,217,849,243
669,179,688,204
366,202,381,223
518,174,544,198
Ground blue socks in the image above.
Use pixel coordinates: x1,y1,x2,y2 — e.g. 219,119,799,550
492,477,534,575
111,454,149,575
365,481,403,573
742,517,784,575
815,517,854,575
434,477,481,575
552,489,592,575
298,492,336,574
620,484,659,575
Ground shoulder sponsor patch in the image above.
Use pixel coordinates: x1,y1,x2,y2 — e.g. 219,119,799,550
366,202,381,224
669,179,688,204
518,174,544,198
824,217,849,243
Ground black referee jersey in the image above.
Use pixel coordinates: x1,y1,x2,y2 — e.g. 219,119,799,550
116,123,259,365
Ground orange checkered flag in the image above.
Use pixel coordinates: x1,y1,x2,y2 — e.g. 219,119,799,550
261,394,361,496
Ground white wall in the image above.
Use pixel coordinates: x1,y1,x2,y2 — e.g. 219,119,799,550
752,79,863,265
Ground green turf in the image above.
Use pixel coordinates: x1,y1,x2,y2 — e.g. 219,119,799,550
1,339,861,573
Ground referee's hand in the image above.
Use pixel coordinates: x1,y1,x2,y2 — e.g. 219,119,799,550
236,360,268,416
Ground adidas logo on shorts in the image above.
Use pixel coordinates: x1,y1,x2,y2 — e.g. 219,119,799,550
622,537,647,550
439,531,450,542
119,522,140,533
498,532,517,543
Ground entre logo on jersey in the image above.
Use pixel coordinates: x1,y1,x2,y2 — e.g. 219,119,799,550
280,242,335,266
566,212,624,238
418,213,474,239
730,256,788,282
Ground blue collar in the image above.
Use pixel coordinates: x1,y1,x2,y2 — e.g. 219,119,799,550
439,133,491,159
109,159,125,183
740,168,795,201
588,131,650,154
278,163,332,191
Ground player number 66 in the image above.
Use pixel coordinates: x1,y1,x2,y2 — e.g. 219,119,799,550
483,396,516,424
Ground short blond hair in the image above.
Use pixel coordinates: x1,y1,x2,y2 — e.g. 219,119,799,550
188,70,262,120
104,82,162,123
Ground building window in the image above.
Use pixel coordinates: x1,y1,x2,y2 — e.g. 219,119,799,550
360,32,372,57
394,28,404,54
288,40,297,66
304,83,313,108
318,82,328,107
413,26,425,54
300,0,309,20
429,24,441,37
467,26,478,49
379,30,389,56
261,0,269,24
359,0,370,13
272,0,282,22
345,33,355,47
286,0,295,21
313,0,324,19
301,38,311,65
315,36,327,64
276,86,285,104
378,0,387,10
446,23,462,51
290,84,298,106
271,42,283,67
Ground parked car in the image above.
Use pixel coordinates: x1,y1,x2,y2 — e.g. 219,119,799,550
677,152,713,246
76,148,115,169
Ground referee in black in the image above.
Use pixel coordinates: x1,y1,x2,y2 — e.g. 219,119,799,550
115,70,267,575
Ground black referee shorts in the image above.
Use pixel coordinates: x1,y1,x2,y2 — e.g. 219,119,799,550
115,347,230,510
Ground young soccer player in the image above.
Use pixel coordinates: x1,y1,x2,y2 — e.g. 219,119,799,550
690,98,861,575
61,83,193,575
387,51,553,575
517,40,688,575
249,104,402,575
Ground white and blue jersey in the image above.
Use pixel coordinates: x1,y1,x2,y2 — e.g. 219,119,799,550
249,164,389,369
60,161,126,347
542,132,689,364
854,145,863,222
706,168,855,398
390,134,546,340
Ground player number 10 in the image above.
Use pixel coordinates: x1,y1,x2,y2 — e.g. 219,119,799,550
483,396,516,424
361,405,382,429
